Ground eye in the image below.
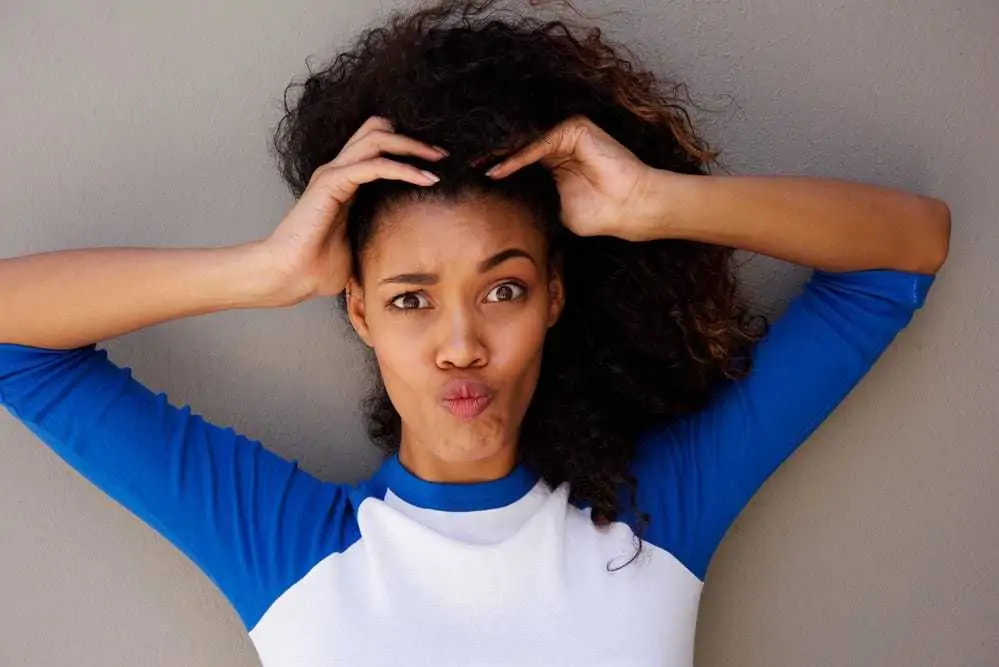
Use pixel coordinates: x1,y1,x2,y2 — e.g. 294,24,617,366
388,292,431,311
485,281,527,303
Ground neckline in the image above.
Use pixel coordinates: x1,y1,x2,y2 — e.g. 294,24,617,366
371,451,541,512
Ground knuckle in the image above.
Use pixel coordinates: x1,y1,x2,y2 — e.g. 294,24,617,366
372,157,398,172
567,115,590,135
307,166,325,185
311,164,340,186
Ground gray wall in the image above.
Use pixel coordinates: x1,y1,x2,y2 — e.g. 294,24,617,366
1,1,995,665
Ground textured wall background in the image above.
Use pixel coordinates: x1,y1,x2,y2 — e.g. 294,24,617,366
1,1,995,665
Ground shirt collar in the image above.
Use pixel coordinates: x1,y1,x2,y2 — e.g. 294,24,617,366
371,451,540,512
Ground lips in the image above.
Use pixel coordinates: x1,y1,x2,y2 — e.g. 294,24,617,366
439,379,495,420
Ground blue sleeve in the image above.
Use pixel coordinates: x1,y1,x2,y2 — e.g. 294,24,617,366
0,342,361,631
628,268,936,580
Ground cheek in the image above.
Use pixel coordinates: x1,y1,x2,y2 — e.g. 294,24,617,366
367,318,430,388
491,311,546,366
487,303,550,396
365,324,436,431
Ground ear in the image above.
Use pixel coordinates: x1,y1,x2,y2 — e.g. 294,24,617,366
546,256,565,328
345,276,374,347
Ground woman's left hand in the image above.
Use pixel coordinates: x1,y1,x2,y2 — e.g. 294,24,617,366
483,115,661,240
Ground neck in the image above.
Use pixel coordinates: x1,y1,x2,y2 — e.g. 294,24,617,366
397,431,519,483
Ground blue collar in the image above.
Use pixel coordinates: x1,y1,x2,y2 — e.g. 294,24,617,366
371,451,540,512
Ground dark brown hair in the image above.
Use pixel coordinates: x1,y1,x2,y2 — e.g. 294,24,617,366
271,0,767,568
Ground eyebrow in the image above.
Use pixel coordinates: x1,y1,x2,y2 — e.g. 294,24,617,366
378,248,537,286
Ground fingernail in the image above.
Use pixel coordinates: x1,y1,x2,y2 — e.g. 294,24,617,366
432,145,449,156
420,170,440,182
485,166,499,177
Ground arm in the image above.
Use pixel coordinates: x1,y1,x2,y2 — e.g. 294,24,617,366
0,241,294,350
632,170,951,274
0,343,358,630
625,172,949,579
0,243,357,631
629,268,934,578
1,132,428,627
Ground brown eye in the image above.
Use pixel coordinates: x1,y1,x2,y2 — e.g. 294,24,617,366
389,292,430,310
485,282,527,303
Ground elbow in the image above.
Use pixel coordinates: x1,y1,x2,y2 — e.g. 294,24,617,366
914,196,951,275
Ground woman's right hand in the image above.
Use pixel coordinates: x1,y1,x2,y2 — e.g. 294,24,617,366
257,116,447,305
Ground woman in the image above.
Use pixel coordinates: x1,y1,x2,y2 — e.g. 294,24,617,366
0,0,949,665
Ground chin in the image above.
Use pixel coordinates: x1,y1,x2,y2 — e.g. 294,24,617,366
436,423,509,460
436,435,498,461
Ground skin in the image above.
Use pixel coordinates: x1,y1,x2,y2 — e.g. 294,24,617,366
345,194,565,484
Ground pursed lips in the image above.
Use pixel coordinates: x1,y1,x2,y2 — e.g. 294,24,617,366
439,379,495,419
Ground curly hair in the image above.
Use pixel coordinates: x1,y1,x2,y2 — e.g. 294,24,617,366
271,0,768,569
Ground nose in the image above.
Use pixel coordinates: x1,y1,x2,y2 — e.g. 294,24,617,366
435,302,488,369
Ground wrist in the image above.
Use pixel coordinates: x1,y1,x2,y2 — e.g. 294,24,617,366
629,168,705,242
223,241,311,309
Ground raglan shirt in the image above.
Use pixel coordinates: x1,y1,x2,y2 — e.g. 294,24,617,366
0,268,935,667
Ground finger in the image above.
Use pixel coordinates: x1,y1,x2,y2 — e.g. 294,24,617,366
485,117,585,179
484,134,558,179
469,148,509,169
340,116,395,154
335,129,448,168
487,117,593,179
313,157,439,206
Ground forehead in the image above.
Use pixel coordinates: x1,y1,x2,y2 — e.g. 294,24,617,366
364,195,545,275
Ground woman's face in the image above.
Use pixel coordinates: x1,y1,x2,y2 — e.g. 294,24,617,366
346,194,564,483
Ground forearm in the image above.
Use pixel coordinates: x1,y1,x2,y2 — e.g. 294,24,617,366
0,241,288,350
636,171,951,274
